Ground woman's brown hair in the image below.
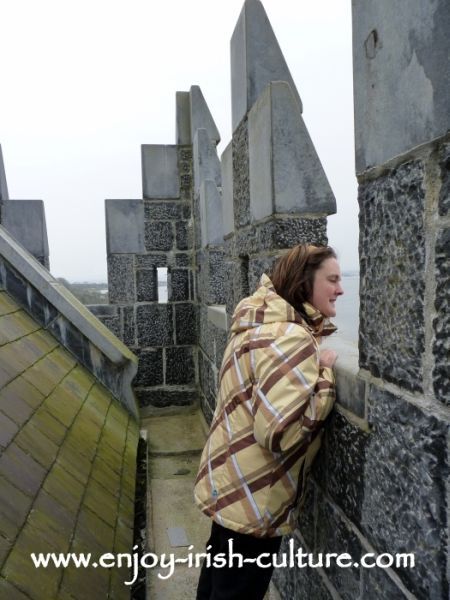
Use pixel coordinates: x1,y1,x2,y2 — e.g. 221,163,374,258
269,244,337,314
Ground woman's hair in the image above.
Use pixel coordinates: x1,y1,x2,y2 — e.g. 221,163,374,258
269,244,337,313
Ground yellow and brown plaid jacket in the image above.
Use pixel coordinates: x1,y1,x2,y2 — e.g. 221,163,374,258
194,274,337,538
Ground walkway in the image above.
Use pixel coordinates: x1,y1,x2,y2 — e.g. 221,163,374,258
141,407,280,599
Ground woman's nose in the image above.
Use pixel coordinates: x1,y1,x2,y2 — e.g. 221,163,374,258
336,282,344,295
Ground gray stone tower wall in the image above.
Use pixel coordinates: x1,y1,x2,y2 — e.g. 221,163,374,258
273,2,449,599
99,145,198,411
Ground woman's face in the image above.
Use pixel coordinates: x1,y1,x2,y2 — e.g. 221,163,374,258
310,257,344,317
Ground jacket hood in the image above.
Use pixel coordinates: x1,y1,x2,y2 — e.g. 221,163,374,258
230,274,337,338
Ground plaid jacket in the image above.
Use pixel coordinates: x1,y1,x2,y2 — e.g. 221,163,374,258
194,274,337,538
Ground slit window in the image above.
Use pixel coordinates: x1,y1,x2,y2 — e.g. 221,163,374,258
157,267,168,303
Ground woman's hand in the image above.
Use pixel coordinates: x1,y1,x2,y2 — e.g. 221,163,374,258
319,349,338,368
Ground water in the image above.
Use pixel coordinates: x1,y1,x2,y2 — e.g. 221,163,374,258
332,275,359,342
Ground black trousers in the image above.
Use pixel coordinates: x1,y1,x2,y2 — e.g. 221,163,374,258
196,521,282,600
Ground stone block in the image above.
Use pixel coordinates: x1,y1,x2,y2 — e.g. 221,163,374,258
221,141,234,237
361,567,407,600
198,350,217,413
107,255,135,304
134,348,163,387
199,180,224,247
175,220,193,251
249,82,336,220
175,253,190,267
353,0,450,172
193,129,221,197
207,305,227,332
169,268,190,302
190,85,221,145
176,91,191,145
145,221,174,251
321,412,370,527
165,347,195,385
144,200,189,221
1,200,50,265
0,145,9,200
232,118,250,228
315,498,363,596
296,478,315,550
175,303,197,345
272,534,335,600
438,142,450,216
358,161,425,391
120,305,135,347
136,269,157,302
135,253,167,269
135,389,197,409
362,386,449,598
105,200,145,254
136,304,173,347
141,145,180,199
230,0,302,132
433,228,450,405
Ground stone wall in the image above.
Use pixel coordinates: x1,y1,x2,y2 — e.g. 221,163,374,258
95,0,449,597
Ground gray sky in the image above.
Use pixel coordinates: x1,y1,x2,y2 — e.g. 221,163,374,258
0,0,357,282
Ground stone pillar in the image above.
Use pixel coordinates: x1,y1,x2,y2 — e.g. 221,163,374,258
284,2,449,599
351,2,449,596
0,145,50,269
227,0,336,319
104,144,197,411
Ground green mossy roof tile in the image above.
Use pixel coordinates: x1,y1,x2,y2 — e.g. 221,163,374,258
90,460,121,497
15,422,59,469
31,406,67,446
22,347,76,397
42,463,85,515
74,506,115,550
0,576,31,600
83,480,118,529
0,475,33,540
2,526,62,599
0,443,46,498
0,310,40,346
0,292,19,316
0,534,13,569
0,411,19,449
0,376,45,411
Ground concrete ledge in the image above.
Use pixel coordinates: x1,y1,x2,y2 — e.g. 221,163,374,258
199,180,224,247
322,334,367,422
207,305,228,331
105,199,145,254
221,141,234,237
1,200,49,262
0,225,139,419
141,145,180,199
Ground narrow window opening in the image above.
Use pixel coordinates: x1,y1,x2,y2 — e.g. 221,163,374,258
157,267,168,303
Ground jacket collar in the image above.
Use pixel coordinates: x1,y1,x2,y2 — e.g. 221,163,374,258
260,274,337,338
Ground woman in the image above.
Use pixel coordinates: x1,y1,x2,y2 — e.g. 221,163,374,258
194,244,343,599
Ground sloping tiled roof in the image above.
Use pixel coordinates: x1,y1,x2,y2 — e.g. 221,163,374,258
0,224,141,599
0,290,140,598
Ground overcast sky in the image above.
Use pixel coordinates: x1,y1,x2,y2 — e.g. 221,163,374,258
0,0,357,282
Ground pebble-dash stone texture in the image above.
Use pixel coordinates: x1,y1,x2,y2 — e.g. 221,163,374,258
107,255,136,304
317,412,369,528
136,304,173,347
362,386,449,598
145,221,174,252
272,535,334,600
232,118,250,228
133,349,163,387
358,160,425,391
165,347,195,385
316,499,362,598
136,269,157,302
433,228,450,405
438,143,450,216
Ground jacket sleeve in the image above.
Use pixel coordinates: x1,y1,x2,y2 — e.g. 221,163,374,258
252,327,335,453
